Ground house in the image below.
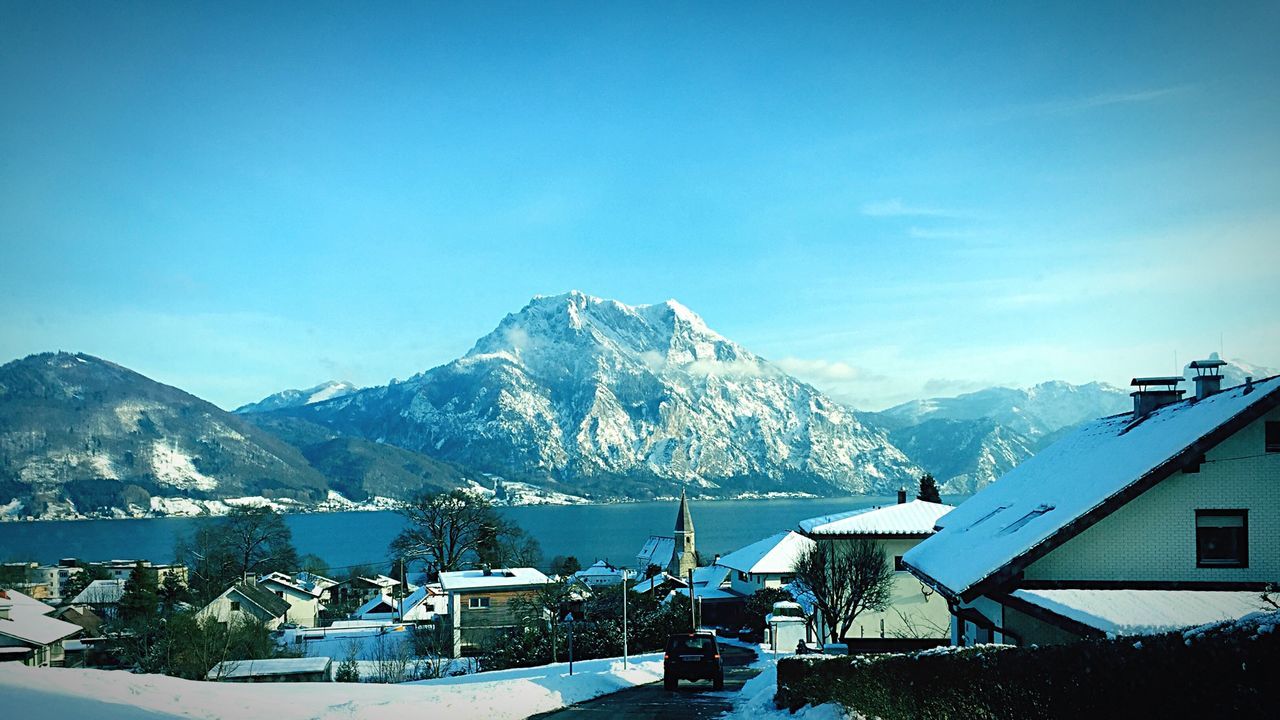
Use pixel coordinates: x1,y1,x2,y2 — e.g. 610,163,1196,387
904,364,1280,646
89,559,188,586
354,584,445,623
672,564,740,626
630,571,687,596
293,571,339,602
573,560,625,587
438,567,553,657
332,574,402,607
716,531,815,596
799,491,955,649
51,605,105,667
0,589,82,667
257,572,323,627
70,579,126,619
634,489,698,578
208,656,333,682
196,578,291,630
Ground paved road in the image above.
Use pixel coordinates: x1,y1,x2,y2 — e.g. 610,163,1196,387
529,644,759,720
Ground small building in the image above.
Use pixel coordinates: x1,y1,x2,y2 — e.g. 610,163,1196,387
293,572,339,602
257,572,324,627
207,656,332,683
196,579,291,630
573,560,625,587
70,579,127,620
438,567,553,657
354,584,444,623
672,564,741,627
0,589,82,667
89,559,188,586
799,492,955,649
766,601,809,653
717,531,815,596
332,574,401,607
905,365,1280,646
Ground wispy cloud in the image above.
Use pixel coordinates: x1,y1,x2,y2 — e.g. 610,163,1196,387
1022,85,1193,118
860,198,954,218
907,226,980,240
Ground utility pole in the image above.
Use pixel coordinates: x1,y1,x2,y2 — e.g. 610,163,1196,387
687,567,696,631
622,568,630,669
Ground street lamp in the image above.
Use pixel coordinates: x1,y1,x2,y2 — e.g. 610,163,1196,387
621,568,631,669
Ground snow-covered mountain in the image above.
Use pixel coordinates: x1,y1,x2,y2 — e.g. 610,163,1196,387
278,291,921,499
234,380,357,414
871,380,1131,440
1182,353,1278,389
0,352,330,519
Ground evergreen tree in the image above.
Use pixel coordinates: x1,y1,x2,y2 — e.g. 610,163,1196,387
335,646,360,682
158,572,188,615
917,473,942,503
118,562,158,622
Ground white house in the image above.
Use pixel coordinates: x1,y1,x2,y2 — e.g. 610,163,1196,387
799,493,955,646
257,572,324,627
573,560,625,587
354,584,445,623
0,589,81,667
716,531,815,596
70,579,126,619
196,579,291,630
905,365,1280,646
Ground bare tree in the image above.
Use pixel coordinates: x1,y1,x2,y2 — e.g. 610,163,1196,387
888,607,950,639
390,490,539,576
793,539,895,644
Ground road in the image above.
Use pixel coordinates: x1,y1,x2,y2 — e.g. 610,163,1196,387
529,644,760,720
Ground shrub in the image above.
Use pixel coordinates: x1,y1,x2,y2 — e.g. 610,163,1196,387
777,614,1280,719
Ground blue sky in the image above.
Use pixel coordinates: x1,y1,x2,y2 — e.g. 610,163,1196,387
2,1,1278,410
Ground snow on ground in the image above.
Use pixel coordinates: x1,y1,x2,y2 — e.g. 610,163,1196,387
150,442,217,492
0,652,663,720
716,639,849,720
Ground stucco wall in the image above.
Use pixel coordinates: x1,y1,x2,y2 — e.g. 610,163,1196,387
837,538,950,641
1024,408,1280,584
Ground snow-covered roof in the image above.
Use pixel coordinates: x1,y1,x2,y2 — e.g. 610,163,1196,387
0,591,81,645
354,586,436,619
716,531,814,575
631,572,685,594
258,572,322,598
208,656,332,680
71,579,125,605
692,564,730,588
636,536,675,570
439,568,551,592
1011,589,1273,636
799,500,954,537
575,560,621,578
906,376,1280,599
293,571,338,594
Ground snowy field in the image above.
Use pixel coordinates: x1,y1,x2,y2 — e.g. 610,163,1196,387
0,653,663,720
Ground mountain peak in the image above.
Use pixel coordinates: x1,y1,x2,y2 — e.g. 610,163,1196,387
234,380,357,414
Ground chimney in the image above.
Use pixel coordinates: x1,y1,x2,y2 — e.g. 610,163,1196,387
1130,376,1185,420
897,487,907,504
482,565,492,577
243,573,256,586
1189,358,1226,400
1245,376,1254,395
713,554,721,565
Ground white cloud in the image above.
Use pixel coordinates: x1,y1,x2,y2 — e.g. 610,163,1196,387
860,198,953,218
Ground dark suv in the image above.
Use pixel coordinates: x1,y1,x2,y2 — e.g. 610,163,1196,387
663,632,724,690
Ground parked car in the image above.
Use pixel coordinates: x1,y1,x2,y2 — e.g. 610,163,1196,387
737,626,762,643
663,631,724,691
716,626,739,638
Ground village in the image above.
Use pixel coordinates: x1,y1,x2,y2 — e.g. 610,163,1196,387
2,359,1277,717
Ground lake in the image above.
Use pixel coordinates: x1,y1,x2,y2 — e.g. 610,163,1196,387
0,495,941,573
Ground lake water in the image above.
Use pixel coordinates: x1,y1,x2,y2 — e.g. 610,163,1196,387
0,495,933,573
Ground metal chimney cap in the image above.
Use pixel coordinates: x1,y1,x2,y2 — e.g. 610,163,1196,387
1130,376,1184,387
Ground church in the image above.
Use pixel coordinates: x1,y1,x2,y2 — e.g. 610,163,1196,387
635,488,698,577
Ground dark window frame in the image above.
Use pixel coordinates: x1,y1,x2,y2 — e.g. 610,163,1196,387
1195,509,1249,569
1266,422,1280,453
468,596,491,609
894,556,905,572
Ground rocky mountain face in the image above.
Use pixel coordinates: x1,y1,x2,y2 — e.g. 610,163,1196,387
0,352,330,519
234,381,357,414
276,291,921,499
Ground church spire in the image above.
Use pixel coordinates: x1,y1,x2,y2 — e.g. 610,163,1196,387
674,486,694,533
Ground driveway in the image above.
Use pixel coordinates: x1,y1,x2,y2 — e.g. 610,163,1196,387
528,644,760,720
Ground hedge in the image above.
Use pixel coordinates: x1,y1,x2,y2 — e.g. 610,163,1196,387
776,613,1279,719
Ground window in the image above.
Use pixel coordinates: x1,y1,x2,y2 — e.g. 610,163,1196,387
1266,422,1280,453
738,571,749,582
1196,510,1248,568
894,556,905,572
276,591,284,598
468,596,491,609
230,601,240,612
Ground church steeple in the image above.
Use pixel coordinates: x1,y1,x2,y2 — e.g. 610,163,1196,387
674,487,694,534
669,487,697,577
